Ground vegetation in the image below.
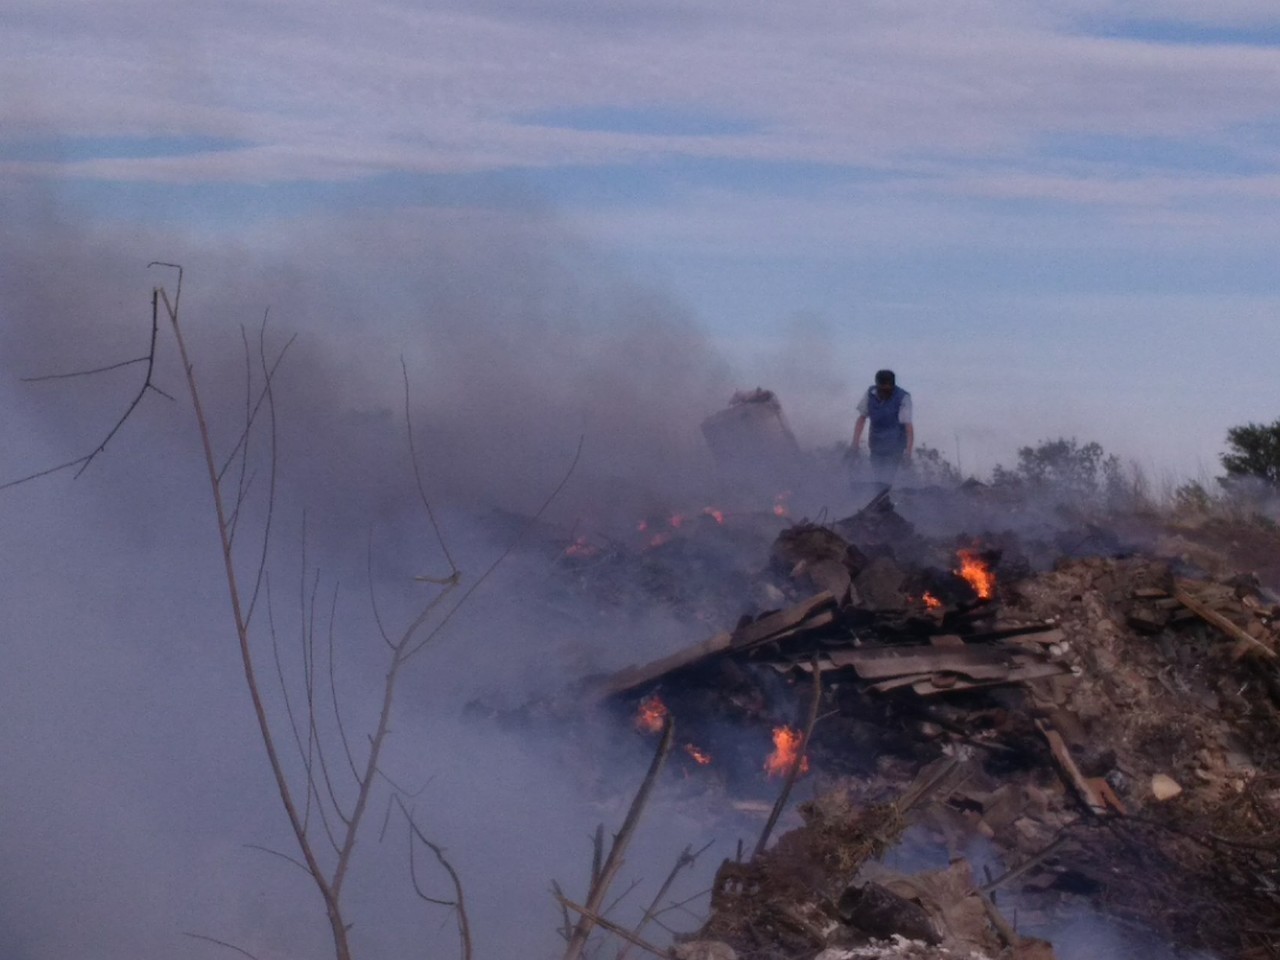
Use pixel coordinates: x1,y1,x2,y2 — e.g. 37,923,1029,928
1221,419,1280,489
991,437,1123,503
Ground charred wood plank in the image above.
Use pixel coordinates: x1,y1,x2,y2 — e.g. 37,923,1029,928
731,591,837,648
1174,584,1277,660
1036,720,1109,816
909,661,1068,695
591,630,733,700
829,645,1022,680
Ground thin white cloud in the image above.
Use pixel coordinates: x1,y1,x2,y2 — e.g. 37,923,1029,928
4,0,1280,195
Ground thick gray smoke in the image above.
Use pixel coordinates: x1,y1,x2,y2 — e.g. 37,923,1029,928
0,197,756,959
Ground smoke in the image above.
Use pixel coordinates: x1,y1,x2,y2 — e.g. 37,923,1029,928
0,196,750,959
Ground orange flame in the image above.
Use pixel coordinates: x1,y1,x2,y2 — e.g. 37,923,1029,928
956,549,996,600
702,507,726,524
636,519,649,533
773,491,792,518
764,725,810,778
634,695,668,734
647,532,672,549
669,513,687,529
684,743,713,765
922,591,942,610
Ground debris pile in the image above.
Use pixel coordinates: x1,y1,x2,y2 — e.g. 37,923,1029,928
583,495,1280,959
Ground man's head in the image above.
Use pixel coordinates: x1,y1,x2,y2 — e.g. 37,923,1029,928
874,369,896,397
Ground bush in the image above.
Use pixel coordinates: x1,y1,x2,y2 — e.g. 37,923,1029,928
992,437,1122,502
1221,419,1280,489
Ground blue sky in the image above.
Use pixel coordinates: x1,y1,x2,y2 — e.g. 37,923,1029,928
5,0,1280,476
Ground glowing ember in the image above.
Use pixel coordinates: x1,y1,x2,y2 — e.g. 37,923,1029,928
955,549,996,600
669,513,686,529
563,536,598,558
636,519,648,533
684,743,712,765
922,591,942,610
773,491,792,518
702,507,726,524
764,725,810,778
647,532,672,549
634,695,668,734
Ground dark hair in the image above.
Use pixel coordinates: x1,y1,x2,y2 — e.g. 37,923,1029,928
874,369,896,386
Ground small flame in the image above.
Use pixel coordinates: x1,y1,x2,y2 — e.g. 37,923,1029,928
684,743,712,765
634,695,668,734
563,536,598,558
636,519,648,533
773,491,792,518
922,591,942,610
647,532,672,549
669,513,686,529
764,725,810,778
956,549,996,600
702,507,726,524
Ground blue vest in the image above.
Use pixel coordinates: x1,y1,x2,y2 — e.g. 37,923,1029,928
866,386,908,455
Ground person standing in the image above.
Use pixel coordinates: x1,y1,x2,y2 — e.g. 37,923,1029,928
851,369,914,486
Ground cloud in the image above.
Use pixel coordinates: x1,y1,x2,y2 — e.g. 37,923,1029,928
5,0,1280,198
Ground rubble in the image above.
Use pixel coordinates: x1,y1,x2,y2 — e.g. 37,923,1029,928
570,492,1280,960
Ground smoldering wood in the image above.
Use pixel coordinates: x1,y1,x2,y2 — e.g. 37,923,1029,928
753,658,823,858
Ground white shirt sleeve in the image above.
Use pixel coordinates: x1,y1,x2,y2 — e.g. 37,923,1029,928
899,393,913,424
856,392,869,416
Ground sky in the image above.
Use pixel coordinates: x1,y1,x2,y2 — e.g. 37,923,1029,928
3,2,1280,958
5,0,1280,474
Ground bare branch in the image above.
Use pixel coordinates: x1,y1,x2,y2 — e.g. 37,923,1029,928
183,932,263,960
399,797,473,960
157,268,351,960
402,356,457,577
243,843,313,877
616,842,714,960
1,284,171,490
406,434,584,660
22,355,149,381
555,895,671,960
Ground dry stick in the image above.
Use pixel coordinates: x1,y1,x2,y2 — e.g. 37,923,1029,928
616,841,714,960
155,268,353,960
183,932,263,960
556,895,671,960
563,720,676,960
980,836,1066,895
2,286,173,491
590,823,606,890
755,661,822,858
398,797,473,960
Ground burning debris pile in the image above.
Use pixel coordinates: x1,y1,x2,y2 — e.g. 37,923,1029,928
574,492,1280,960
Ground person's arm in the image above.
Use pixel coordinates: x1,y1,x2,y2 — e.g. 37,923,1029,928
852,415,867,453
904,422,914,460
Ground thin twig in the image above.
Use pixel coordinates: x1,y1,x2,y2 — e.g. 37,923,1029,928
405,434,584,660
399,797,473,960
402,357,457,576
1,285,172,490
555,895,671,960
243,843,313,876
183,932,263,960
616,841,713,960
